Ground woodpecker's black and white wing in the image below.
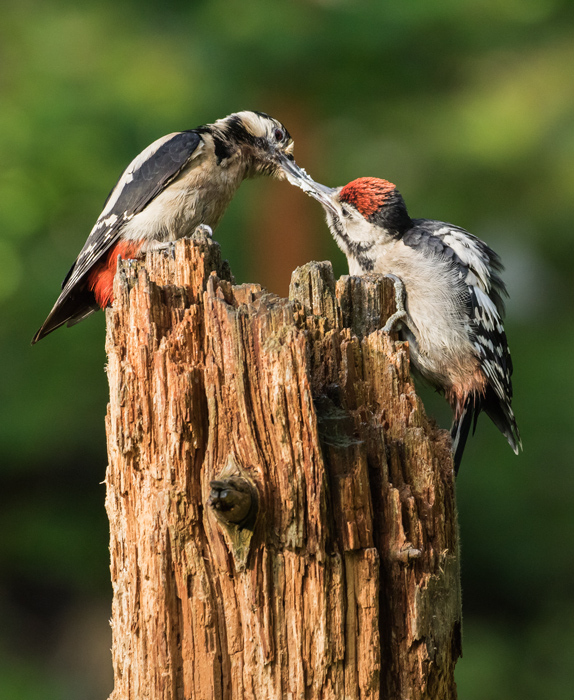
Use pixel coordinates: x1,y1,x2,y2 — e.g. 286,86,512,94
410,223,511,396
64,130,201,295
32,130,202,343
406,220,521,468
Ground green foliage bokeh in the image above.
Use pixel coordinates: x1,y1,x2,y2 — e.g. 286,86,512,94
1,1,573,698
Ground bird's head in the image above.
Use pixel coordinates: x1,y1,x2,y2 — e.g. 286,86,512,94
213,111,297,177
284,174,412,245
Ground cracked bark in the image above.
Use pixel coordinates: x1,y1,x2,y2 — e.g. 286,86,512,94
105,234,461,700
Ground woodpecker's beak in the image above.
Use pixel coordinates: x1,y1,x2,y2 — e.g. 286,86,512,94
302,181,339,217
273,152,305,182
279,157,339,215
278,155,339,213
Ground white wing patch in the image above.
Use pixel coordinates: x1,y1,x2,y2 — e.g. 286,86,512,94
97,213,118,229
440,229,491,290
473,287,504,332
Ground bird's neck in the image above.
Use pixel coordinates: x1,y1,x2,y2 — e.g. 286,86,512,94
327,215,378,273
368,193,413,238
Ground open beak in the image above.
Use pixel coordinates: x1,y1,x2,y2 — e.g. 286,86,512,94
278,155,339,216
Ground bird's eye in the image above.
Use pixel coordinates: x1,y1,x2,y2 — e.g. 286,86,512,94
341,207,350,218
273,128,284,142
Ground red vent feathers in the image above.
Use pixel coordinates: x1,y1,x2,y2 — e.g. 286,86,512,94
339,177,396,217
87,240,144,308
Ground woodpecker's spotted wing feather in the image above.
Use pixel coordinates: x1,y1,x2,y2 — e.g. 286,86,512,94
32,131,201,344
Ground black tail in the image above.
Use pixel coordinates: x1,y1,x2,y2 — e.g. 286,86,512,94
451,388,522,475
451,399,475,475
31,287,98,344
484,390,522,456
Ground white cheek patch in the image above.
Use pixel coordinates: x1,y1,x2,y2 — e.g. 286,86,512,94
345,218,377,243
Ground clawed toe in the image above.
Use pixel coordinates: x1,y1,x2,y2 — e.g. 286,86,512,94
193,224,213,239
383,274,407,334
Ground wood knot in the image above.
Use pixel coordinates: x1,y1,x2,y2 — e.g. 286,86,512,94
208,456,260,571
208,477,256,527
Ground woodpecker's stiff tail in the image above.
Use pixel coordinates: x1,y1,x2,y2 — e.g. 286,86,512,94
451,389,522,474
32,289,99,344
450,401,475,476
483,389,522,456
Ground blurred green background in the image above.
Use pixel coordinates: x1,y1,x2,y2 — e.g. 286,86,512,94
1,0,573,698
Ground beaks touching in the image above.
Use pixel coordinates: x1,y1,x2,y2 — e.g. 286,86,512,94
277,155,339,215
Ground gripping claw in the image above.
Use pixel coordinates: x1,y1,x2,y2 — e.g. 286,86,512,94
382,273,407,333
193,224,213,239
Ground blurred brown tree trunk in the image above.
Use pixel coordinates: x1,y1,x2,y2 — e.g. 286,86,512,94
104,234,461,700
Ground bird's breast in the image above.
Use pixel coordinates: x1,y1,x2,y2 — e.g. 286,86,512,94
371,240,478,388
120,151,247,247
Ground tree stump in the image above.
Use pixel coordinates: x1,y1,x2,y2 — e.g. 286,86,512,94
104,233,461,700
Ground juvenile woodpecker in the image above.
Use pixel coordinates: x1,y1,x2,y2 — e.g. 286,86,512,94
32,111,298,344
285,172,521,473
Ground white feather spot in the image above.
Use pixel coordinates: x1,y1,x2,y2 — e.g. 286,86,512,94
442,231,490,289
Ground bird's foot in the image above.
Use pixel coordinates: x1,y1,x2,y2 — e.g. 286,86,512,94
192,224,213,239
382,273,407,333
151,240,177,259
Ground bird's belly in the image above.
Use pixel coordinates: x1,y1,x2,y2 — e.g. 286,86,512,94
121,163,244,247
372,249,477,389
403,288,479,391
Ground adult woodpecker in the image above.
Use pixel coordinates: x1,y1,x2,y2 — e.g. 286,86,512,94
283,171,521,473
32,111,299,344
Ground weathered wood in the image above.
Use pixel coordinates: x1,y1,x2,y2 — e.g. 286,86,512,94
105,234,461,700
